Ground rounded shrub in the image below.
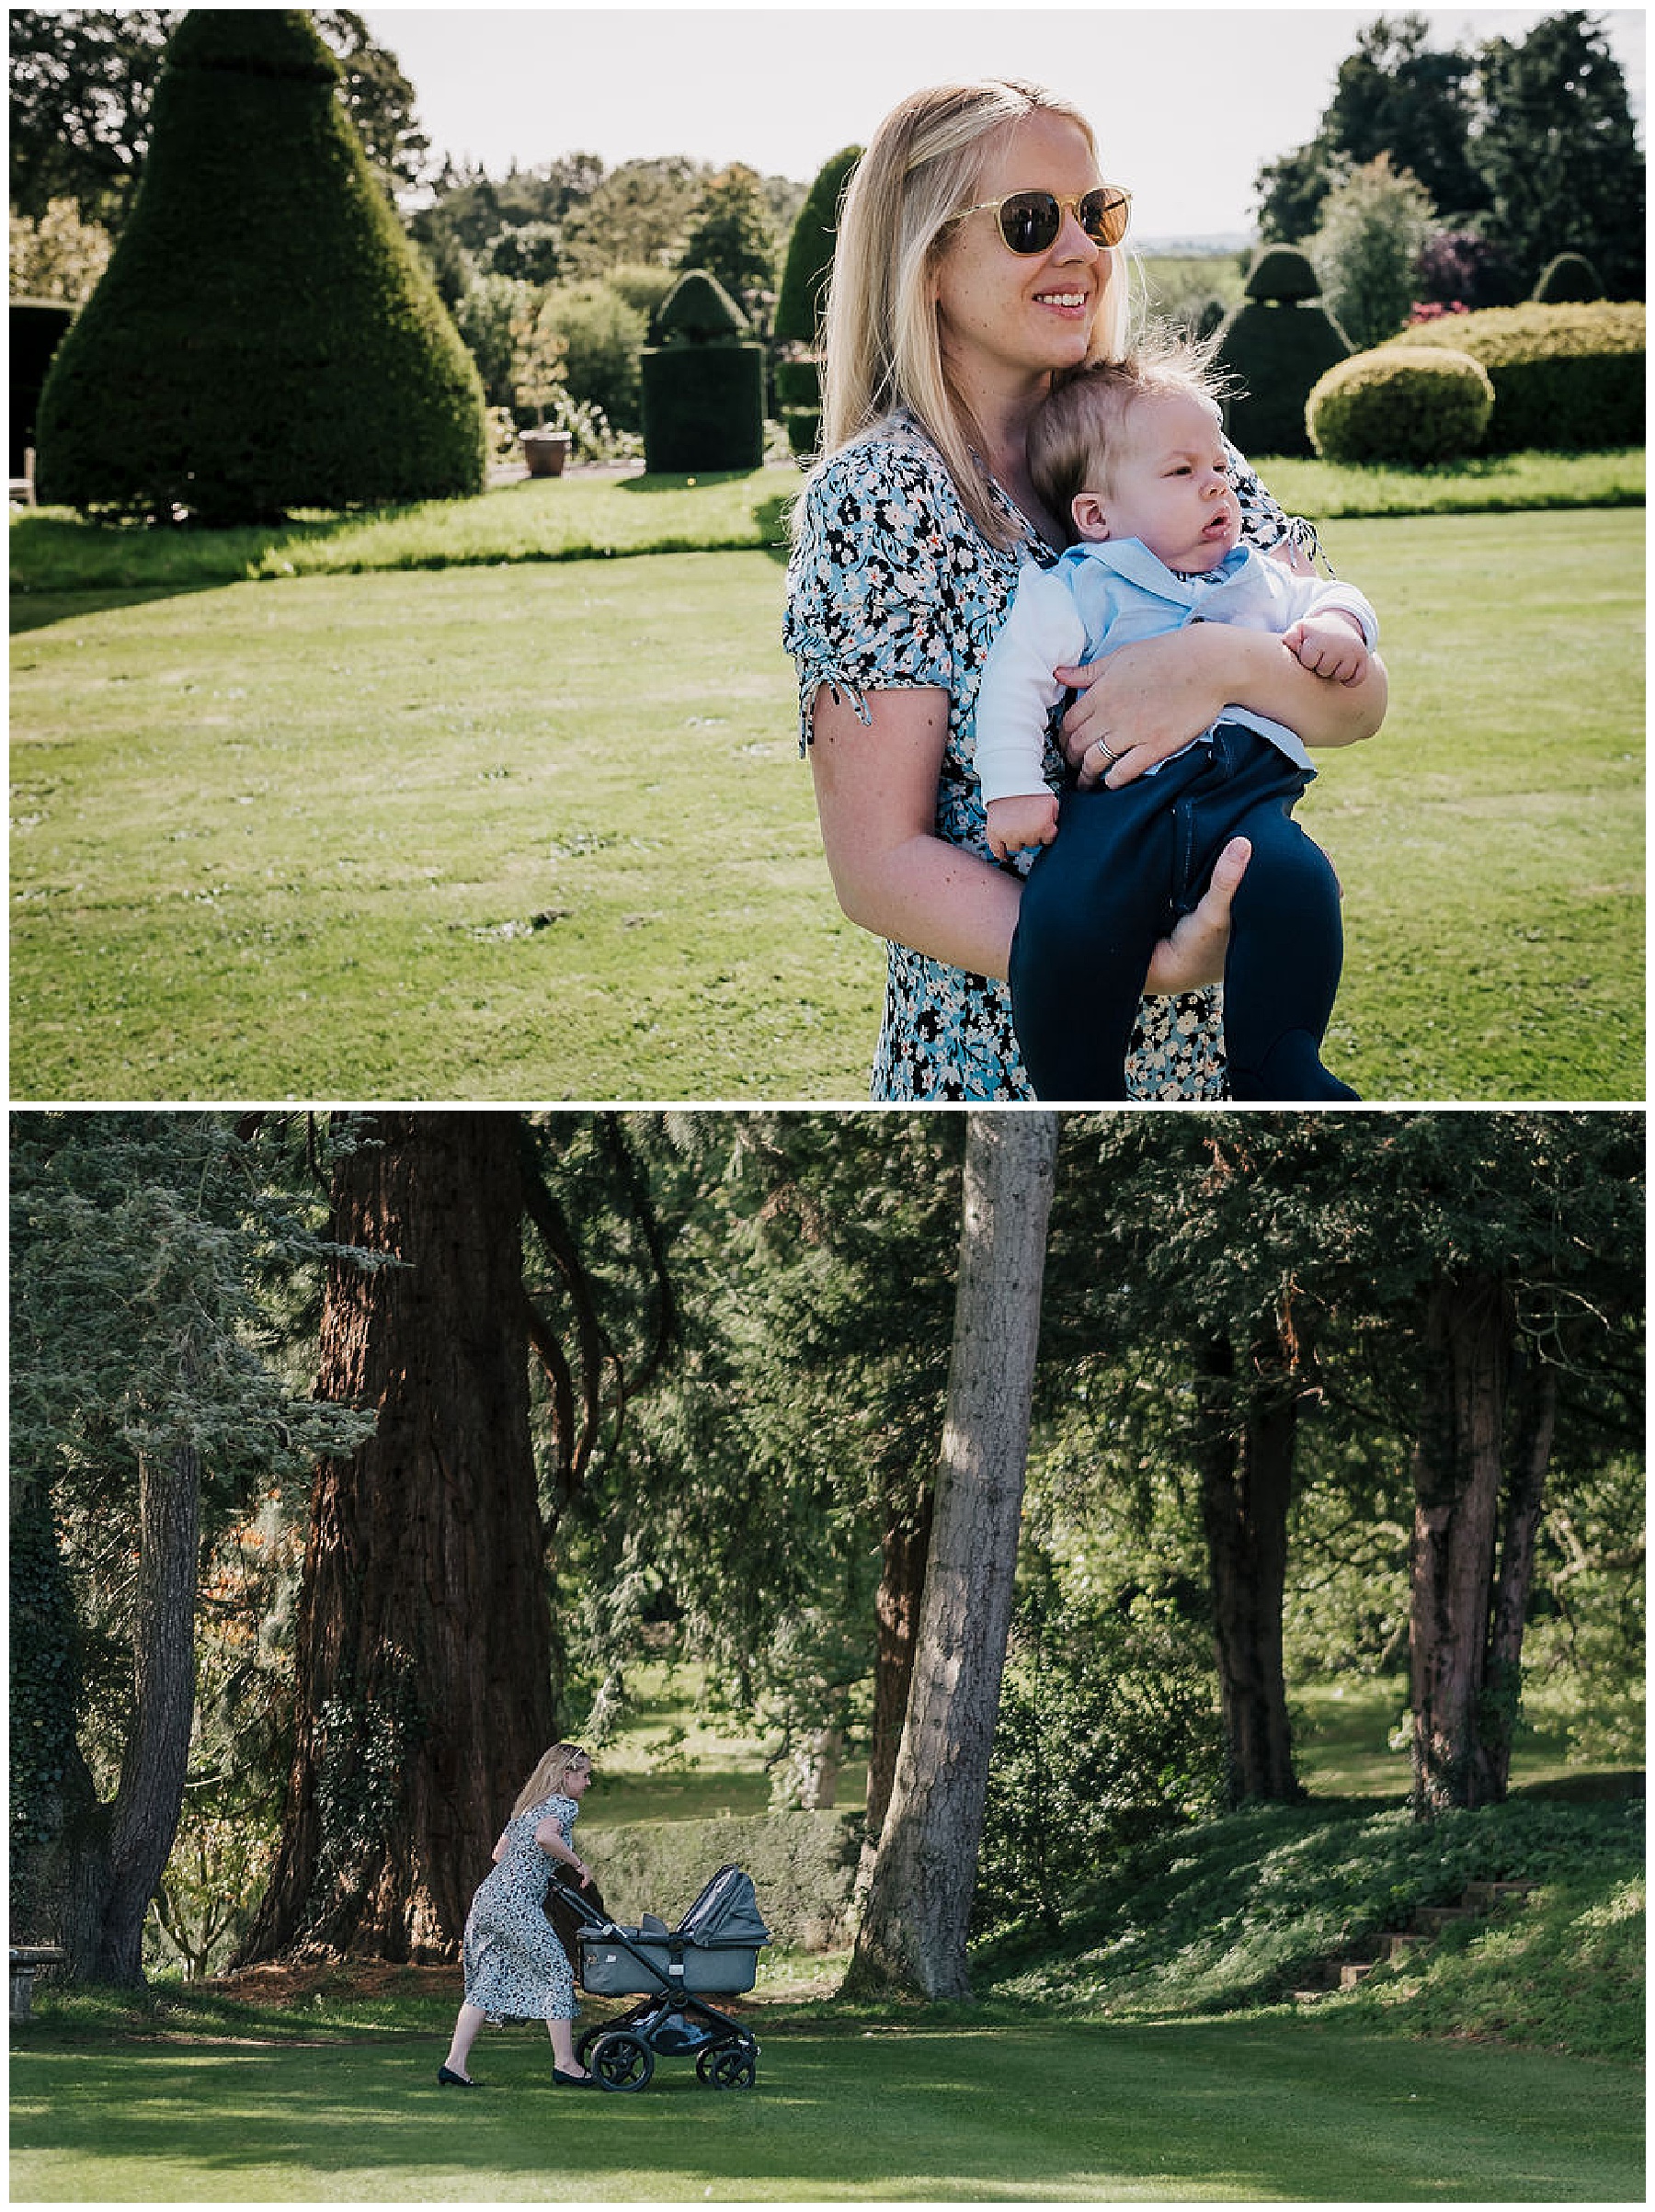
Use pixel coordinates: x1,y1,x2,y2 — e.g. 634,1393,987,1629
535,279,647,431
36,9,485,521
1532,251,1605,304
1307,346,1494,464
1212,246,1352,458
1383,301,1644,450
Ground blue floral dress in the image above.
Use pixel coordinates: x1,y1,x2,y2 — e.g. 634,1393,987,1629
782,410,1309,1102
461,1793,579,2022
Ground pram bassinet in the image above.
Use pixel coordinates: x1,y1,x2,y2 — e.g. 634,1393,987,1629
577,1863,770,1995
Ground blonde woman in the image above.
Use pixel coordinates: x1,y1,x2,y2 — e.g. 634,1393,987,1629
439,1743,597,2088
783,79,1387,1100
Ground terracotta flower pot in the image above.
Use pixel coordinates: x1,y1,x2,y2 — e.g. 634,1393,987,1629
521,429,573,478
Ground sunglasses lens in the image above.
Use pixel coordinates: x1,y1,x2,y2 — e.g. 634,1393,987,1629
1081,190,1130,246
997,192,1061,255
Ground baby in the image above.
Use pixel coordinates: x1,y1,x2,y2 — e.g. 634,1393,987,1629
975,343,1378,1101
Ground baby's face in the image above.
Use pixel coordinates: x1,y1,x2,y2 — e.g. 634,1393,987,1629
1092,391,1240,572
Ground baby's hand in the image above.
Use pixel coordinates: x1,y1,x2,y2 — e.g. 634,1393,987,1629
1284,613,1369,686
986,791,1059,861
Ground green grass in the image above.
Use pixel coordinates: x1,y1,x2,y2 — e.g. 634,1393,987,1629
9,2011,1642,2201
10,505,1643,1102
9,467,799,591
8,450,1641,595
10,1677,1641,2201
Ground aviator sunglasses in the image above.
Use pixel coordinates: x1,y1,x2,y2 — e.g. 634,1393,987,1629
956,186,1132,256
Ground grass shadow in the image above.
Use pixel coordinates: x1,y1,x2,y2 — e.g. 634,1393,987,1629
10,581,232,633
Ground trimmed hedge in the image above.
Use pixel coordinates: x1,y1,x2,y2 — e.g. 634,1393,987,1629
36,8,485,521
641,267,764,472
1384,302,1645,451
1307,346,1494,464
10,300,74,476
579,1810,861,1952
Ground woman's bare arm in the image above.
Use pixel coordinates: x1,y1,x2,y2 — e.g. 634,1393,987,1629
809,684,1023,978
1059,624,1387,787
809,683,1252,995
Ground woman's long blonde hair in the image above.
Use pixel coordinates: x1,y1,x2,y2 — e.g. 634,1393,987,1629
512,1741,589,1818
816,78,1132,546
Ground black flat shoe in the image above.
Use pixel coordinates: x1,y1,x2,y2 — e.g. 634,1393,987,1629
552,2068,598,2088
437,2065,476,2087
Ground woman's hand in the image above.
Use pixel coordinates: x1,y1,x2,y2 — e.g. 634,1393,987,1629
1057,631,1229,789
1141,836,1250,995
1058,623,1387,789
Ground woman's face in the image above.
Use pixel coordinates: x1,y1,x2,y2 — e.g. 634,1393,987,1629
565,1761,593,1798
932,110,1112,391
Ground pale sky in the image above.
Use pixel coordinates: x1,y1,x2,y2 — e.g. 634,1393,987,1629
360,3,1646,242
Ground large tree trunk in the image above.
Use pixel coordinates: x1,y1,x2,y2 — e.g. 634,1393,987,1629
11,1436,203,1987
97,1437,204,1980
1409,1272,1512,1816
1194,1328,1303,1807
237,1112,555,1964
846,1111,1057,2001
1476,1351,1558,1802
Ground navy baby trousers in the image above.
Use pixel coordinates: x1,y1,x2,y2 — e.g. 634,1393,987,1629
1008,722,1357,1102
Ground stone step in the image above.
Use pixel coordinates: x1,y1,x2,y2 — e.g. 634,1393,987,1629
1463,1877,1537,1909
1412,1903,1476,1935
1387,1931,1433,1963
1340,1960,1378,1989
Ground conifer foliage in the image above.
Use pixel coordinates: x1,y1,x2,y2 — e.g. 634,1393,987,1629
36,9,485,521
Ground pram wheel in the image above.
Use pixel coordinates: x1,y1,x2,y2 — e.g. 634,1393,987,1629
698,2044,757,2090
590,2029,655,2092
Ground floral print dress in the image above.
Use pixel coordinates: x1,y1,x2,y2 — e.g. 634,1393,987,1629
461,1792,579,2022
782,410,1309,1102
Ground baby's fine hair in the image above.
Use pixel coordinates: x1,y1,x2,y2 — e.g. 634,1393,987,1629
1029,330,1230,541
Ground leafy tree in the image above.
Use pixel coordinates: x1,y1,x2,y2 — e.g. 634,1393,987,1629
36,8,485,521
10,1112,378,1984
1319,12,1488,220
1254,141,1336,245
678,162,780,317
976,1579,1227,1939
848,1112,1058,2001
9,197,113,303
559,155,706,279
1250,10,1643,298
1307,154,1438,348
8,6,428,226
1477,11,1645,297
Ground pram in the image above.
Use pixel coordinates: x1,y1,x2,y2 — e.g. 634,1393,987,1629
552,1862,771,2092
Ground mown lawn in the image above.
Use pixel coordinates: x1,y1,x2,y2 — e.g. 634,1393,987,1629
10,504,1642,1103
9,2011,1643,2202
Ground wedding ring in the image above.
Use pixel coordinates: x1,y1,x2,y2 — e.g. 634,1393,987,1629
1092,736,1122,765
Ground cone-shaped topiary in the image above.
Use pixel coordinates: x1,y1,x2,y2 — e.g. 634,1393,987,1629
1212,245,1352,457
774,144,861,348
773,144,860,460
1532,251,1605,303
36,8,485,521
